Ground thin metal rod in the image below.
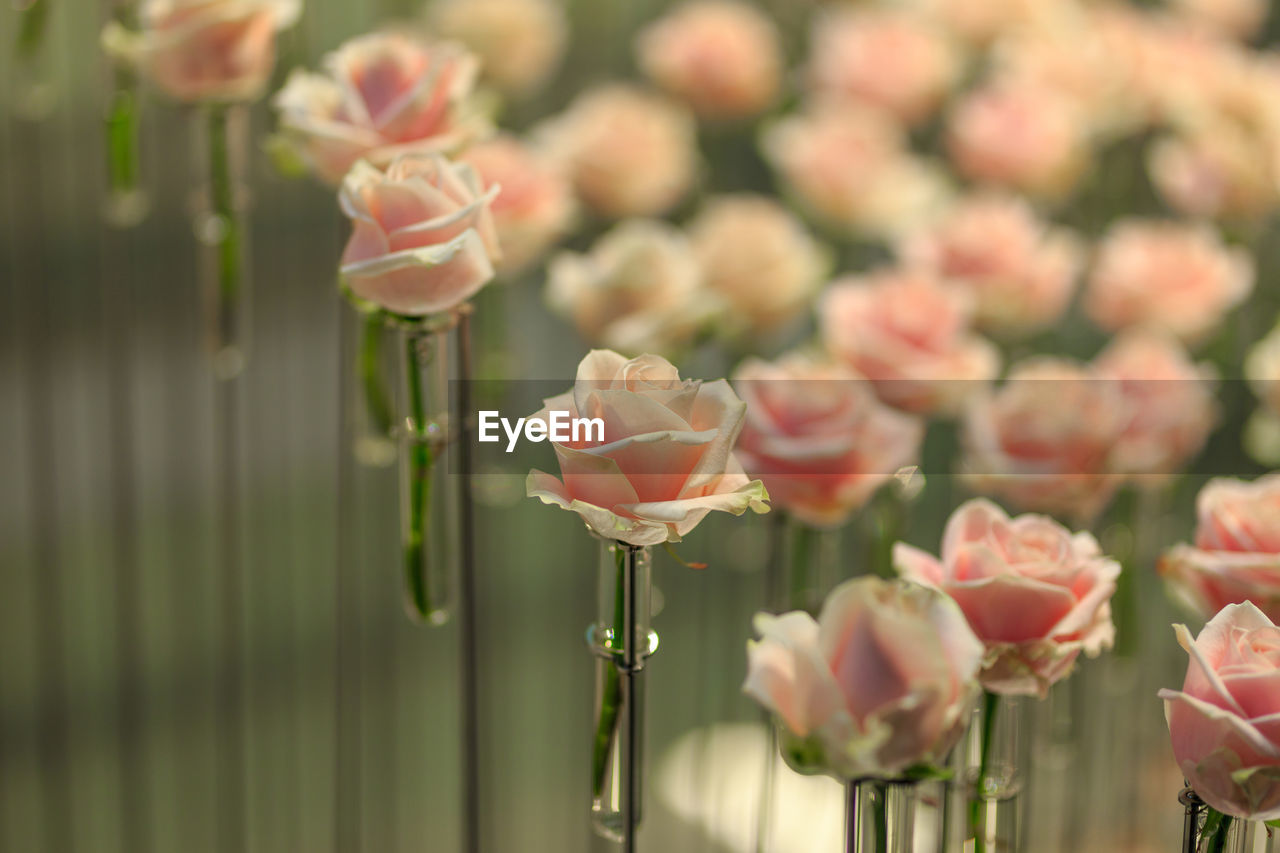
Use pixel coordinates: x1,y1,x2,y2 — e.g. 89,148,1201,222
455,305,482,853
622,544,640,853
1181,786,1205,853
846,780,861,853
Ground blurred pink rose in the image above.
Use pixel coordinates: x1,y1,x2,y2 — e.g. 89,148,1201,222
274,32,487,185
1085,220,1254,344
896,498,1120,697
546,219,720,357
459,134,576,274
428,0,567,96
526,350,769,546
1093,331,1216,481
947,81,1088,199
1160,475,1280,623
636,0,782,120
339,153,500,316
1159,602,1280,820
539,84,696,218
732,353,924,527
961,359,1125,523
820,269,1000,415
763,104,952,238
898,193,1082,335
1149,125,1278,222
744,576,983,779
1171,0,1267,39
916,0,1072,45
809,7,959,125
115,0,300,102
688,195,829,336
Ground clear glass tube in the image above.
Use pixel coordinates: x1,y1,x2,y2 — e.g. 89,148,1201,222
766,515,844,614
588,540,658,844
193,104,250,380
963,693,1025,853
1197,815,1256,853
848,781,916,853
396,314,460,626
346,303,397,468
101,0,148,228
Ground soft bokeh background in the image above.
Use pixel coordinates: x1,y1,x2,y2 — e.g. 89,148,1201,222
4,1,1280,852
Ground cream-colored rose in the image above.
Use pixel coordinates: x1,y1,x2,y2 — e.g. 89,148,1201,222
428,0,567,96
898,193,1082,335
1149,124,1279,222
896,498,1120,697
1161,475,1280,625
763,104,951,238
526,350,768,546
961,359,1125,523
538,84,697,218
546,220,719,357
688,195,829,337
947,81,1088,200
745,577,984,780
105,0,299,103
339,153,500,316
273,31,487,185
1085,220,1254,344
909,0,1075,45
459,134,576,274
809,7,959,125
636,0,782,120
820,269,999,415
732,353,923,527
1093,331,1217,481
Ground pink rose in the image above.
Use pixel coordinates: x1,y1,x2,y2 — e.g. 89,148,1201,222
960,359,1126,523
1093,331,1217,481
947,81,1088,199
273,32,487,185
339,153,500,316
898,193,1082,335
688,195,829,336
459,134,576,274
732,353,924,527
809,7,959,125
526,350,769,546
895,498,1120,697
1159,602,1280,820
762,104,951,238
539,84,696,218
744,576,984,779
820,269,1000,415
1160,475,1280,624
546,220,720,357
428,0,567,96
1085,220,1254,344
109,0,300,103
636,0,783,120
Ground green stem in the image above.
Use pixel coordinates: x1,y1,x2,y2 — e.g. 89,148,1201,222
592,545,626,798
402,330,435,620
1207,813,1232,853
872,783,888,853
16,0,49,62
207,105,242,357
359,312,394,436
788,521,814,612
969,691,999,853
